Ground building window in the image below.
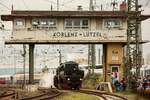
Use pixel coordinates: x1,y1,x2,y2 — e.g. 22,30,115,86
32,19,39,28
112,50,119,61
40,20,47,25
32,19,57,29
103,19,122,29
48,20,56,27
74,20,80,28
65,19,89,29
65,19,73,28
14,19,25,27
82,20,88,28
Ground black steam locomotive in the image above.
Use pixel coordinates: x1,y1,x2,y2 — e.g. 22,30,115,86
54,61,84,90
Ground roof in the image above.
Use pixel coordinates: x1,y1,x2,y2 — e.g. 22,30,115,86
1,10,128,21
2,10,150,21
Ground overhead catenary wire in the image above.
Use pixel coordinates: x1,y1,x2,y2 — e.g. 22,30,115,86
22,0,29,10
63,0,74,4
0,0,123,11
43,0,75,10
143,0,150,9
0,2,10,10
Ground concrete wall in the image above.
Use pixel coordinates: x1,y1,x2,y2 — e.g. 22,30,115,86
11,18,127,42
13,18,127,30
103,43,124,82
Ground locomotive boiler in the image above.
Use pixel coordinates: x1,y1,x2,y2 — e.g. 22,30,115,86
54,61,84,90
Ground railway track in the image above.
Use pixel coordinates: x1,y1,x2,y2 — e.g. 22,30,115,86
0,89,128,100
0,90,16,100
79,89,128,100
0,89,61,100
21,89,62,100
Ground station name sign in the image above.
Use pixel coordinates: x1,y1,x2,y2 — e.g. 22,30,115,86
12,30,126,43
46,30,126,41
48,31,102,38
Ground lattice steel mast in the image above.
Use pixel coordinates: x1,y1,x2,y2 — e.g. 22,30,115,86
126,0,142,82
88,0,96,74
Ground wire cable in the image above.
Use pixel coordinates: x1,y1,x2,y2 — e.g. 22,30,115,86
144,0,150,9
22,0,29,10
0,2,10,10
63,0,77,5
43,0,75,10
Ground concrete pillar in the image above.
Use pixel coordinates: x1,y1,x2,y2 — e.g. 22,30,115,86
103,44,107,82
29,44,35,84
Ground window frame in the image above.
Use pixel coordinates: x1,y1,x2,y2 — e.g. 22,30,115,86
65,19,73,29
64,19,89,29
103,19,122,29
32,18,57,29
14,19,25,28
112,50,119,61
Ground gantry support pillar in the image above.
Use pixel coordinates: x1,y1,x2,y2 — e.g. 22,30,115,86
103,43,124,82
103,44,107,82
29,44,35,84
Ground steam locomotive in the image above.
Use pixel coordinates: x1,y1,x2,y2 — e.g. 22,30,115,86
54,61,84,90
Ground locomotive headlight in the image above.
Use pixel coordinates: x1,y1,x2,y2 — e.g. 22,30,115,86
80,78,82,81
67,78,70,81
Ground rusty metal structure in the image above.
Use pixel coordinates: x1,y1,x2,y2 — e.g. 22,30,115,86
88,44,96,73
88,0,96,73
126,0,142,83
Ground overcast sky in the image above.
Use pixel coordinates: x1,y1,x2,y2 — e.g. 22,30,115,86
0,0,124,11
0,0,150,57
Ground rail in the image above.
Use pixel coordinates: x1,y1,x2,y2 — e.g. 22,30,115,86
21,89,62,100
0,90,16,100
79,89,128,100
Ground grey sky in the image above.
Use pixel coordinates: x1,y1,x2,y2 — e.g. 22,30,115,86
0,0,130,11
